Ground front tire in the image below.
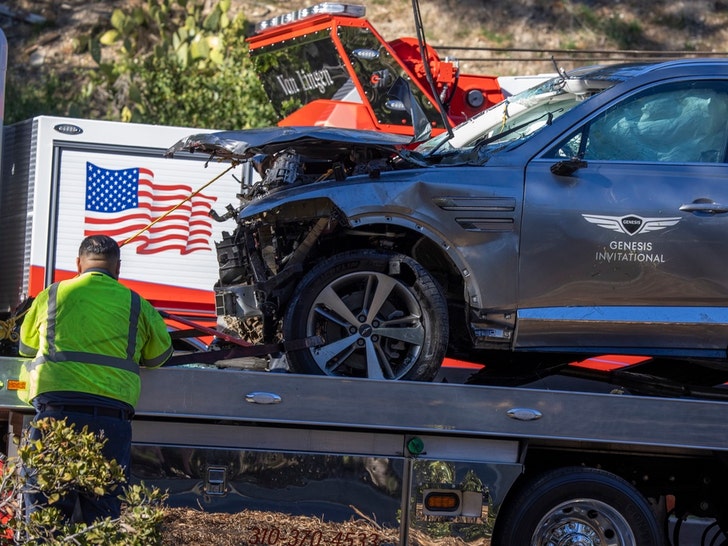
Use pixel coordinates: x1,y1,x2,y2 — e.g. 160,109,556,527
284,250,448,380
492,466,665,546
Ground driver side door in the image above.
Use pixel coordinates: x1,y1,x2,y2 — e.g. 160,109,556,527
516,78,728,356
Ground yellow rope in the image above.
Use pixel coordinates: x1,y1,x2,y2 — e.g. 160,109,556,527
0,308,29,342
316,169,333,182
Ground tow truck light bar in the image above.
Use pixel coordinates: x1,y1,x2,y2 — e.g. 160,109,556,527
255,3,366,34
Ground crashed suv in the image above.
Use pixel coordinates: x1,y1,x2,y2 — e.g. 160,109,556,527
168,59,728,381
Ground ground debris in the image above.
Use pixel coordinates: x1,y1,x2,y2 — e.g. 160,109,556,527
160,507,492,546
161,507,401,546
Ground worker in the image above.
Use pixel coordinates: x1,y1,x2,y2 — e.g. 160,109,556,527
17,234,173,524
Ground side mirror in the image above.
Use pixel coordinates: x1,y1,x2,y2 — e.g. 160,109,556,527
550,158,588,176
388,77,432,143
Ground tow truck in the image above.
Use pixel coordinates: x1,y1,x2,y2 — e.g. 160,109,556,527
3,12,728,546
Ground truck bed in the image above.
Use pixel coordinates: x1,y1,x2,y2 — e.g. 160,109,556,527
3,356,728,454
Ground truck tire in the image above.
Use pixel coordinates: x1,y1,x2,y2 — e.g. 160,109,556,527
492,466,665,546
284,250,448,380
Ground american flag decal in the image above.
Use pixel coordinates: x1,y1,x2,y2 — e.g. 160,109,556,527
84,162,217,254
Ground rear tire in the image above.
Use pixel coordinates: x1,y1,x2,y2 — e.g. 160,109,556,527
284,250,448,380
492,466,665,546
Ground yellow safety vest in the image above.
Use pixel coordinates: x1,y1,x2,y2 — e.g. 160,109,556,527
18,271,172,407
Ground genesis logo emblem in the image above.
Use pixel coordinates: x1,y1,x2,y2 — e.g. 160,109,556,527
582,214,681,236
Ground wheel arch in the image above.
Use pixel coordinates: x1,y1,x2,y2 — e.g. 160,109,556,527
253,197,487,354
347,213,472,282
315,216,474,352
262,195,481,305
491,462,667,545
492,443,728,541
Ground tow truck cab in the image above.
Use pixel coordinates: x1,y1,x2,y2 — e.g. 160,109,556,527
247,3,505,136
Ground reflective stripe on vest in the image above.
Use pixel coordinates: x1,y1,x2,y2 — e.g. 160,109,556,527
26,282,141,375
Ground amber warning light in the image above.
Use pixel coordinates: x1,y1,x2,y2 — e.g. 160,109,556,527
255,3,366,34
422,489,484,517
424,491,460,512
6,380,25,391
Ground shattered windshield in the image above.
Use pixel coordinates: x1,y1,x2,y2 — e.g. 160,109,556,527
415,70,620,157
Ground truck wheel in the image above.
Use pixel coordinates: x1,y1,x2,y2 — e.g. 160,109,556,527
284,250,448,380
493,467,665,546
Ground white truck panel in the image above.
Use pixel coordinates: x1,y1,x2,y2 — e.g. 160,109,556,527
1,116,246,316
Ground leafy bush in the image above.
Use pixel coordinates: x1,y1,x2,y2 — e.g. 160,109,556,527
1,417,167,545
5,0,277,130
4,73,82,124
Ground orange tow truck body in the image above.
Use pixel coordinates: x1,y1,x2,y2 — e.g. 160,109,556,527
247,3,505,136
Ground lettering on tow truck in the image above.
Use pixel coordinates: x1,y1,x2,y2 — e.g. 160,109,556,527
249,524,390,546
276,68,335,96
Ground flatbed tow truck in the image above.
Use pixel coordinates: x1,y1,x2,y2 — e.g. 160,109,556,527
3,350,728,545
4,8,728,546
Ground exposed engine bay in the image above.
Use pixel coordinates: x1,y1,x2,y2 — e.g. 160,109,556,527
167,127,413,346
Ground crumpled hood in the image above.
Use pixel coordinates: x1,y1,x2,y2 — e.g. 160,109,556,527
166,126,411,161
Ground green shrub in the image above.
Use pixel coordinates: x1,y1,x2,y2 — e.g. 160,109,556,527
5,0,277,130
1,417,167,545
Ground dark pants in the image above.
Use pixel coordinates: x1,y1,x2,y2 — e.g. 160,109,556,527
24,406,132,525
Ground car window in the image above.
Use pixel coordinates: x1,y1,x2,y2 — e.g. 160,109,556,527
251,29,355,119
338,27,443,129
417,76,614,156
548,81,728,163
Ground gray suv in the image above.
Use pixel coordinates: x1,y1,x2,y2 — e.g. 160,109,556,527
169,59,728,381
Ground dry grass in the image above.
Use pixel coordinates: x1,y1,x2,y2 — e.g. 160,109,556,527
5,0,728,81
234,0,728,75
160,506,491,546
161,507,401,546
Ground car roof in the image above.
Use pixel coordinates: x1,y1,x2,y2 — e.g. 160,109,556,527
567,58,728,83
